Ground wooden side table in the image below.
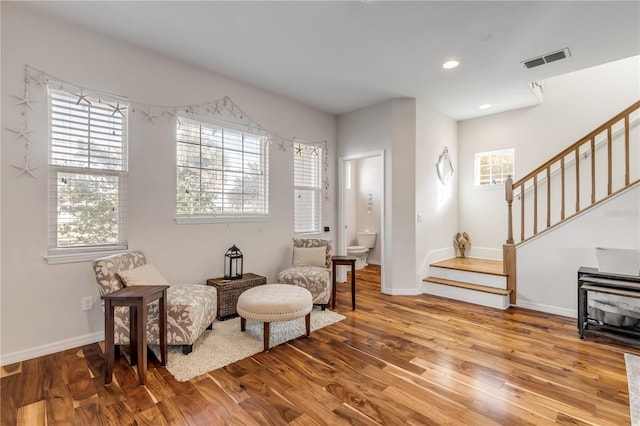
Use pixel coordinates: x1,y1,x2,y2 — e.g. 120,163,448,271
331,255,357,310
207,273,267,320
102,285,169,386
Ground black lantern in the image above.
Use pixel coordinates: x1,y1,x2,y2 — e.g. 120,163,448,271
224,245,243,280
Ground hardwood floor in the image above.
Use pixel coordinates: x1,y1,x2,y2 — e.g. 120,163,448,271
430,257,505,275
2,264,638,425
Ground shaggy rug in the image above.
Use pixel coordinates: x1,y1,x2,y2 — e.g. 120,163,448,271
152,308,345,382
626,353,640,426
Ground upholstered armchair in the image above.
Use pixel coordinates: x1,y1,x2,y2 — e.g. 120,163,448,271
277,238,332,309
92,251,217,355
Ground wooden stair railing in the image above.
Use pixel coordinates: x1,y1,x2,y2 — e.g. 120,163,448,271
504,100,640,305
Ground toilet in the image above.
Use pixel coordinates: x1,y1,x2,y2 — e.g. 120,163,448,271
347,231,377,269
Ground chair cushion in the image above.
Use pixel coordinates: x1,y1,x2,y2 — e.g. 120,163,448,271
277,266,331,305
113,284,217,346
292,238,332,268
93,250,147,295
118,264,171,287
292,246,327,267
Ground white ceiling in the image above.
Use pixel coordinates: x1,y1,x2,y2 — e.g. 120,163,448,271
19,1,640,120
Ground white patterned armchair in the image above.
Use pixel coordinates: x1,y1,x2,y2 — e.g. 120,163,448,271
277,238,332,309
92,251,217,355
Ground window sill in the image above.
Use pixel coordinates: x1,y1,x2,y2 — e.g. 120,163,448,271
175,215,269,225
45,246,128,265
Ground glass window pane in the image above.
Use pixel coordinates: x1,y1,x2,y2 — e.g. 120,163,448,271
176,118,268,216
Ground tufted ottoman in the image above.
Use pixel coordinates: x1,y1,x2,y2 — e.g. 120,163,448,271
237,284,313,351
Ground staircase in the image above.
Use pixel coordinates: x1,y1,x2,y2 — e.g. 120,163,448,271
422,100,639,310
423,258,511,309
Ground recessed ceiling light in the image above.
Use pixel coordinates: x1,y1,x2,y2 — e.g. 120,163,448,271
442,60,460,70
479,104,492,109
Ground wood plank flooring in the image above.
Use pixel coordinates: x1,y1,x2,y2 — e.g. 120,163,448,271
431,257,505,275
2,264,638,425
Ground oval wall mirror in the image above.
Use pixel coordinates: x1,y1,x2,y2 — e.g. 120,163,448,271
436,147,454,185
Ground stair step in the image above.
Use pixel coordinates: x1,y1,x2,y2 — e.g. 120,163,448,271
430,257,505,276
423,277,511,296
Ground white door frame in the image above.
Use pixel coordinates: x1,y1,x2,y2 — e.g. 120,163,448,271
337,150,385,289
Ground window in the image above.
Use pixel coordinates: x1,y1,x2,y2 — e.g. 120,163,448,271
176,117,269,220
48,89,128,252
475,148,514,186
294,143,322,234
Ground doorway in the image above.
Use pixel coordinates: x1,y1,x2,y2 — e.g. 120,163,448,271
338,150,385,290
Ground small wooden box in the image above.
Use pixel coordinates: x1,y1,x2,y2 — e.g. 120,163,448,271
206,273,267,320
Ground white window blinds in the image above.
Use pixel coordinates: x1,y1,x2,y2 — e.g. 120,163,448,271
294,143,322,234
48,89,128,249
176,117,269,217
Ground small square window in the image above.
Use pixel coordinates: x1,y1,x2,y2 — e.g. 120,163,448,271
475,148,514,186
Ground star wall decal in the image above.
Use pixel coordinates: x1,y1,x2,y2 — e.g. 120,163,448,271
6,122,33,142
11,160,39,178
30,72,49,90
310,146,320,156
142,108,160,124
165,110,180,124
73,91,92,106
106,101,127,117
295,144,303,155
13,91,38,110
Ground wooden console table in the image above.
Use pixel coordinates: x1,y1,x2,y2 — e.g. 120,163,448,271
578,266,640,346
102,285,169,386
331,255,357,310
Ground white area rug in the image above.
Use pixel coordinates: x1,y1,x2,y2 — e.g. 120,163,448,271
153,308,345,382
626,353,640,426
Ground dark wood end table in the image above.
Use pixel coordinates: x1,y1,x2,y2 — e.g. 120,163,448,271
102,285,169,386
331,255,357,310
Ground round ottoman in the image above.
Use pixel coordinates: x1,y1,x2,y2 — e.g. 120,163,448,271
237,284,313,351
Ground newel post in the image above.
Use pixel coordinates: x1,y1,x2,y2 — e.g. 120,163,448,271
504,175,516,305
505,175,514,245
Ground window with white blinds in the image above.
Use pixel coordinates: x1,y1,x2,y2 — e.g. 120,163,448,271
48,89,128,250
176,117,269,219
294,143,322,234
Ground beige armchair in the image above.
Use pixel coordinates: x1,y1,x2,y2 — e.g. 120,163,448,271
277,238,332,309
92,251,217,355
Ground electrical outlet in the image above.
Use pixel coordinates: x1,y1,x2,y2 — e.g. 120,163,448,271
417,213,423,223
82,296,94,311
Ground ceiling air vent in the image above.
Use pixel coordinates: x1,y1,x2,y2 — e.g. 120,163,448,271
522,48,571,69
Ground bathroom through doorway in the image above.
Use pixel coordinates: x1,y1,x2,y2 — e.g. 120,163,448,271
338,150,385,291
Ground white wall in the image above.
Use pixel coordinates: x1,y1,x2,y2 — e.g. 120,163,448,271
458,56,640,252
337,99,417,294
1,3,336,363
415,100,459,275
517,185,639,317
344,160,357,248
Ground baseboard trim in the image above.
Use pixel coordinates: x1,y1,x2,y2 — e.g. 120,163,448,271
382,287,421,296
0,331,104,366
464,247,503,261
516,300,577,319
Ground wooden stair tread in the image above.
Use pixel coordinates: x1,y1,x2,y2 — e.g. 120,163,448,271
423,277,511,295
430,257,505,276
